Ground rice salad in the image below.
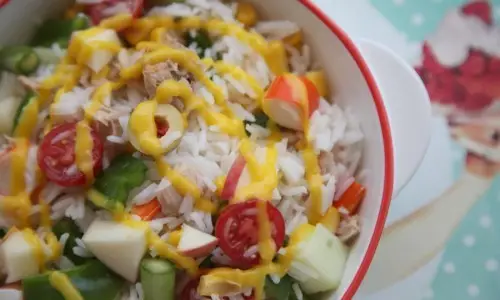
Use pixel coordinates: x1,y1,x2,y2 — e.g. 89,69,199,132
0,0,366,299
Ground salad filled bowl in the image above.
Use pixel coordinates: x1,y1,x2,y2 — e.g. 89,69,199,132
0,0,431,299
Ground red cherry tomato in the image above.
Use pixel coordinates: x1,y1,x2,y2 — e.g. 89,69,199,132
86,0,144,25
180,278,254,300
180,279,202,300
215,200,285,267
38,122,104,187
154,116,169,137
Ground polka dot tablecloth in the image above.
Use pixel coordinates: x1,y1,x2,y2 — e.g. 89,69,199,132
367,0,500,299
314,0,500,299
428,178,500,299
371,0,500,40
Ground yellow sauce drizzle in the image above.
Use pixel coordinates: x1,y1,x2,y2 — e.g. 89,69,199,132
49,271,83,300
120,217,198,275
13,97,39,138
75,121,95,183
156,159,216,213
21,228,46,271
2,10,330,300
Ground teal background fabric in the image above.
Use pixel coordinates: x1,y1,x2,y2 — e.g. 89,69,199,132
371,0,500,41
367,1,500,299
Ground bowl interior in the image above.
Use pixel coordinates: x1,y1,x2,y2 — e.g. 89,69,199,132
246,1,392,298
0,1,393,299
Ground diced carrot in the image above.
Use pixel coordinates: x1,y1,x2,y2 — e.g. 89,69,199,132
131,198,162,221
333,181,366,215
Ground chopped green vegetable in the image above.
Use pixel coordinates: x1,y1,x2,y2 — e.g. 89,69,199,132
34,47,62,65
244,111,269,136
140,258,176,300
31,14,90,47
52,218,86,265
0,46,40,75
215,52,223,61
92,154,148,208
199,255,214,269
12,91,36,135
185,29,213,58
287,224,348,294
22,260,124,300
264,275,292,300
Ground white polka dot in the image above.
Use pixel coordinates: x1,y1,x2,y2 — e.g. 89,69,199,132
393,0,404,5
467,284,480,297
480,215,492,228
411,13,425,26
463,235,475,247
422,289,434,299
485,259,498,272
443,262,455,274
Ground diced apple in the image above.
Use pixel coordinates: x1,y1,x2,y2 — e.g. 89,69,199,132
262,74,320,131
178,224,218,258
220,155,247,201
0,231,39,283
69,28,121,73
82,220,148,282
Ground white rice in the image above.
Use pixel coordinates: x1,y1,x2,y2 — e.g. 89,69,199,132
120,283,144,300
57,256,76,270
254,21,300,40
292,283,304,300
72,238,94,258
58,233,70,250
0,1,369,298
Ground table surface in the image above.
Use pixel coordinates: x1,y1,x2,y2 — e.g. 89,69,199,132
311,0,500,299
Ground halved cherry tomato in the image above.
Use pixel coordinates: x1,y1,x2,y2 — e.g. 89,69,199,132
215,199,285,267
333,181,366,215
86,0,144,25
180,278,254,300
180,278,202,300
37,122,104,187
154,116,169,137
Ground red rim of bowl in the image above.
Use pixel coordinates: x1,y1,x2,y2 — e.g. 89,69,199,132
297,0,395,298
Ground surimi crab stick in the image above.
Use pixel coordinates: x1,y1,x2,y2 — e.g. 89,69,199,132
261,74,319,131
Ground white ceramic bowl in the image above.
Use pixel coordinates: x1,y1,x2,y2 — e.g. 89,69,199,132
0,0,432,299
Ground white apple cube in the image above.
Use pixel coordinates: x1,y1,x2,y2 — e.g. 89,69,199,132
82,220,148,282
0,231,39,283
69,28,121,73
178,224,218,258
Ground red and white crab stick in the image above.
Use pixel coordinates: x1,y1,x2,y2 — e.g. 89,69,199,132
262,73,320,131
